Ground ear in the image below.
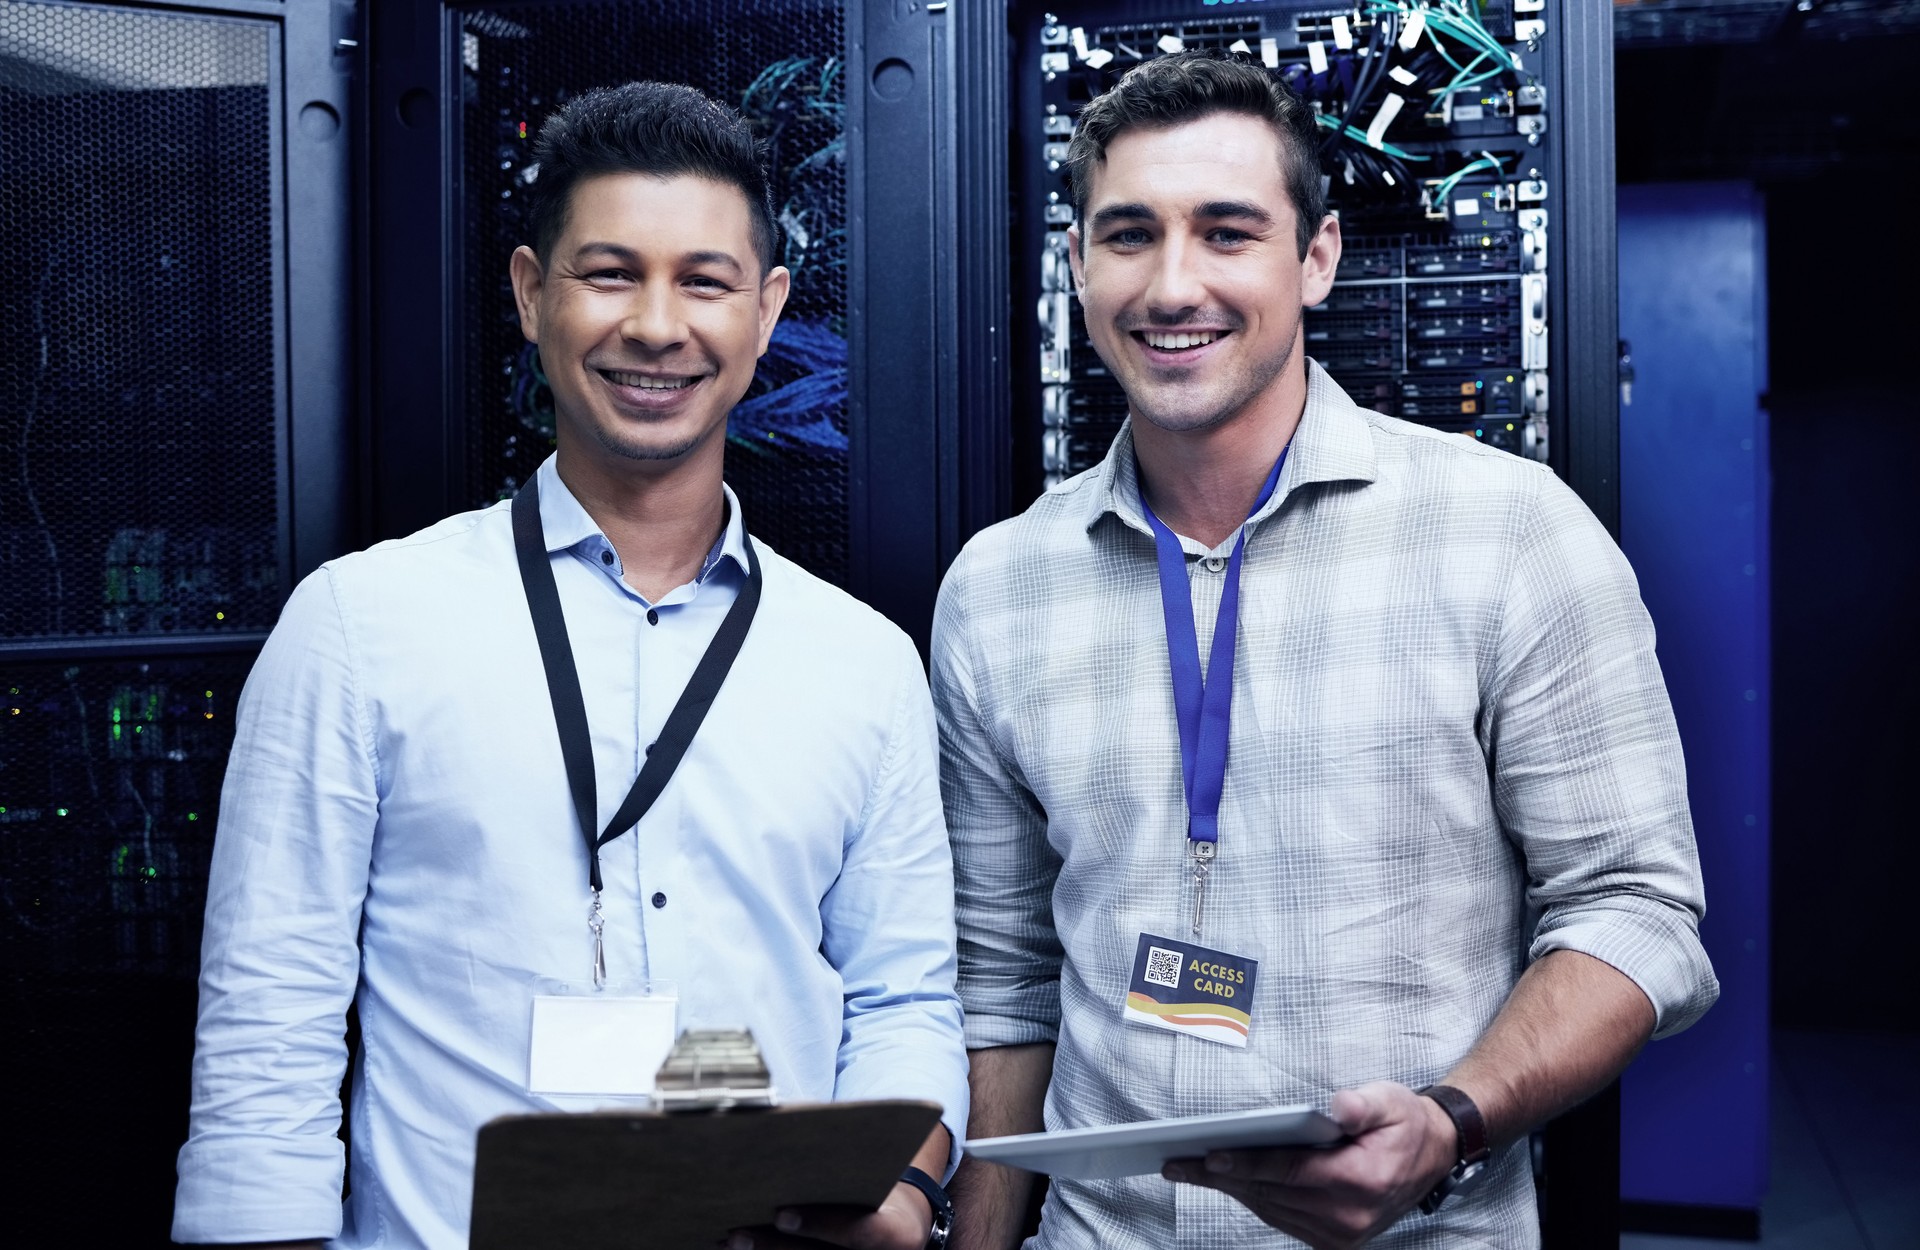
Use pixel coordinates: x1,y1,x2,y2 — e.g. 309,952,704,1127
1066,224,1086,295
756,264,793,357
1299,212,1342,309
509,245,546,344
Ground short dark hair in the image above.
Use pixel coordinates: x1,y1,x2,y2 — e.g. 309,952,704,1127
1066,50,1328,259
527,81,780,272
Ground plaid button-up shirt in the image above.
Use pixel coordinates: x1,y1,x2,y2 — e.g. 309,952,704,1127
933,362,1717,1249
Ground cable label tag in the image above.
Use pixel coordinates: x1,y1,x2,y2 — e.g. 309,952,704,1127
1307,40,1329,75
1388,64,1419,87
1331,14,1354,49
1366,93,1406,148
1399,9,1427,49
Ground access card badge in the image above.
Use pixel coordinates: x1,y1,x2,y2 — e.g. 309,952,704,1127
1122,932,1258,1049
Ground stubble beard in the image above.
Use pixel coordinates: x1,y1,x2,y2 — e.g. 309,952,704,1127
1119,307,1301,437
592,420,713,464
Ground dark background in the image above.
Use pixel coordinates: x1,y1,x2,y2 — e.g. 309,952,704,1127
4,7,1916,1249
1618,31,1920,1033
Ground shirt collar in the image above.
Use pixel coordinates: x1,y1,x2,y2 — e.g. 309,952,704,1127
533,453,750,581
1086,358,1380,538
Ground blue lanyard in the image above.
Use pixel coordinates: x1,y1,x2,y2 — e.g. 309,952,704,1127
1141,448,1287,927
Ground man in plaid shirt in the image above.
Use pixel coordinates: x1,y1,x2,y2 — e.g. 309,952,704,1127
935,53,1716,1250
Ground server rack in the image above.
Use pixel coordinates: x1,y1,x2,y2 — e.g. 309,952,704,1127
0,0,354,1239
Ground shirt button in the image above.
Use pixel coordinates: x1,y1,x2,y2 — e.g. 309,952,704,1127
651,892,667,909
646,608,659,626
600,550,614,566
1204,556,1226,572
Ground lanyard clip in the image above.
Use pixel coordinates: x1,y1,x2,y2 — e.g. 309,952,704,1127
588,888,607,988
1189,839,1215,937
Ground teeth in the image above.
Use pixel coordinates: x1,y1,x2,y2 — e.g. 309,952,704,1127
1142,331,1222,350
606,371,695,390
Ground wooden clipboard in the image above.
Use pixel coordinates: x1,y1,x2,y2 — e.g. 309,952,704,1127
470,1099,943,1249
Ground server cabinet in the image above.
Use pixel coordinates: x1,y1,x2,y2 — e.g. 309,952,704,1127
0,0,354,1240
1617,181,1770,1236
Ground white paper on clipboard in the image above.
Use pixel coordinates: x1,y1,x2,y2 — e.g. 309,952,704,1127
964,1105,1344,1180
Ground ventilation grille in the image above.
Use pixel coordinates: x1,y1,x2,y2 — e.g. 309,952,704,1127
0,0,280,642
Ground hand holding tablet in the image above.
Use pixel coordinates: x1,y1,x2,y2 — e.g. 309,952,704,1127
964,1106,1345,1181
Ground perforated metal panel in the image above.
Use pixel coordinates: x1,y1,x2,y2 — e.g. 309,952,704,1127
0,0,282,642
459,0,850,582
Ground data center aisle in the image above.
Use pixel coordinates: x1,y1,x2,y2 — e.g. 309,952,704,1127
1620,1031,1920,1250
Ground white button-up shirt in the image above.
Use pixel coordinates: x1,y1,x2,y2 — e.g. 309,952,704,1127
174,455,967,1248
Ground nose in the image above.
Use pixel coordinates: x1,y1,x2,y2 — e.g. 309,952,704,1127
619,277,688,351
1142,232,1205,324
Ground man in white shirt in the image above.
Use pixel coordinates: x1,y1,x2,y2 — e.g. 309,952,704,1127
174,81,965,1250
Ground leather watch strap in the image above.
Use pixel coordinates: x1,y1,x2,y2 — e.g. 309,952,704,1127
1419,1083,1490,1165
898,1165,954,1249
1416,1084,1492,1214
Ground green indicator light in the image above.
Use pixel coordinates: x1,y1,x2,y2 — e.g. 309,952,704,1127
57,808,68,816
143,866,157,878
204,690,213,699
187,812,199,821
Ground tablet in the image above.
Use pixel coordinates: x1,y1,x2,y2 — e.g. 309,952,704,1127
965,1106,1345,1180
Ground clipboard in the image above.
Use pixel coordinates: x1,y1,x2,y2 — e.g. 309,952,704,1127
965,1105,1343,1180
470,1099,943,1249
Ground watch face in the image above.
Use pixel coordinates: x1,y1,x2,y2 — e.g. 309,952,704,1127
1422,1155,1491,1215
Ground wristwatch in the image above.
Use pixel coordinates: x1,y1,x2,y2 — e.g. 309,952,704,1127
1416,1084,1492,1214
898,1165,955,1249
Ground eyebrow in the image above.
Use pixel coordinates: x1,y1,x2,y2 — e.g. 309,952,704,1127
1089,201,1275,233
681,249,746,274
1089,203,1157,233
571,242,745,274
1195,200,1274,226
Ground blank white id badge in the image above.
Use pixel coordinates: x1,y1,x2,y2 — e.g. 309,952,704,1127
527,978,678,1097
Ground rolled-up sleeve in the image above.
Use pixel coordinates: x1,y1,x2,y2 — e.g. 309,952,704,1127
931,547,1065,1049
1487,472,1719,1039
823,630,971,1174
173,566,378,1243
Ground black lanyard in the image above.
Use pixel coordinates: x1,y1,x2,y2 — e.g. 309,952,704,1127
512,476,762,961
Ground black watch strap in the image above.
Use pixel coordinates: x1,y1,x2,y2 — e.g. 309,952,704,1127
898,1165,954,1249
1417,1084,1492,1214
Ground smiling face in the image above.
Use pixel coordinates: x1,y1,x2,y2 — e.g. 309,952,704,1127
510,172,790,476
1068,111,1339,438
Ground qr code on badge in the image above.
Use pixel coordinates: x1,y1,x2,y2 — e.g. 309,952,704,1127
1144,946,1183,989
